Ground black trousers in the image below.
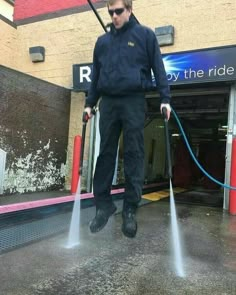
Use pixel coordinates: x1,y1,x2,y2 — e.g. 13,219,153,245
93,94,146,210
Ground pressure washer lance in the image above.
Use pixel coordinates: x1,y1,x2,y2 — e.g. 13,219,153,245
79,108,96,176
162,107,172,179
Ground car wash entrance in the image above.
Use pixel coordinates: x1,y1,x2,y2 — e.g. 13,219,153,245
143,83,230,207
141,45,236,209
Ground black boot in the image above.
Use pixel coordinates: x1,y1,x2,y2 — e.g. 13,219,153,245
89,203,117,233
122,207,137,238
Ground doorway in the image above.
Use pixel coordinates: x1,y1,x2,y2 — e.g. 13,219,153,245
144,83,231,206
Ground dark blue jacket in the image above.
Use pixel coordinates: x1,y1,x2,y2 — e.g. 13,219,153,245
85,17,171,108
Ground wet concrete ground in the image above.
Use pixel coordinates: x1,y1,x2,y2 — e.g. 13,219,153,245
0,200,236,295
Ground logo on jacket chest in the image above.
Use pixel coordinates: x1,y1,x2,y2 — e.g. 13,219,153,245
128,41,135,47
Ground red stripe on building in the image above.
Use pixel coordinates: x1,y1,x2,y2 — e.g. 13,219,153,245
13,0,101,21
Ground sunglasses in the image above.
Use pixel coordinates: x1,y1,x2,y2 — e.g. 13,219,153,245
108,8,125,17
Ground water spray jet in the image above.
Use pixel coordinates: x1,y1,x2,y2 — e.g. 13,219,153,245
163,107,185,278
67,110,93,248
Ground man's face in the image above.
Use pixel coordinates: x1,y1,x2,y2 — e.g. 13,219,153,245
108,0,131,29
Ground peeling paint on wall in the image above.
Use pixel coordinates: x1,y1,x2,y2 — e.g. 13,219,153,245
4,139,66,194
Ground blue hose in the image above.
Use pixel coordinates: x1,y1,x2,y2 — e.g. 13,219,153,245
171,107,236,190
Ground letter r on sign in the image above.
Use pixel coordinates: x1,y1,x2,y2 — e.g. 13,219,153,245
79,66,91,83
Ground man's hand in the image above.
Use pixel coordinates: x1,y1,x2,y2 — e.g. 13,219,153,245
84,107,93,119
160,103,171,120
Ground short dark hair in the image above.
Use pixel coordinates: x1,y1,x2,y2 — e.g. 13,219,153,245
107,0,132,10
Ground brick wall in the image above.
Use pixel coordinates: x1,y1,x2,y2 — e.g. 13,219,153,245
14,10,107,87
0,18,17,69
0,65,71,194
134,0,236,53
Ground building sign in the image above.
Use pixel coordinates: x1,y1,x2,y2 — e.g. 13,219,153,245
73,45,236,91
163,45,236,84
73,63,92,92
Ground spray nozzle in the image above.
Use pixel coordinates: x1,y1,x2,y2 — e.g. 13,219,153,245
82,112,89,123
82,107,97,123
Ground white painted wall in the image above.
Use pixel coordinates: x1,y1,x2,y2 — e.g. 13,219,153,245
0,148,6,194
0,0,13,21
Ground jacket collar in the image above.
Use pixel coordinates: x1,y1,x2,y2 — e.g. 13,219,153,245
110,16,136,35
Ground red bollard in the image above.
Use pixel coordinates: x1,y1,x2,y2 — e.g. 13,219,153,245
229,138,236,215
71,135,82,194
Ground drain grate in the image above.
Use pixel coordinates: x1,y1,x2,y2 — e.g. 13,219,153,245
0,212,71,253
0,198,150,254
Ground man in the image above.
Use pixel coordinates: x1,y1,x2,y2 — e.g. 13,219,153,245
84,0,171,238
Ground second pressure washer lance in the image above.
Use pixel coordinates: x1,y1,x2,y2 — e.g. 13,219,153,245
162,107,172,179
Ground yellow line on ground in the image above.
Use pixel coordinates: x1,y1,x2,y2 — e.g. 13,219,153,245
142,187,186,201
